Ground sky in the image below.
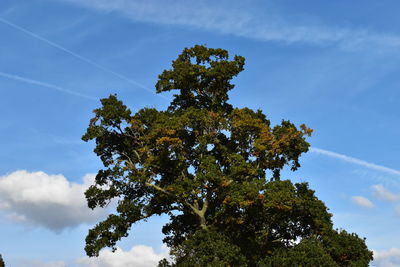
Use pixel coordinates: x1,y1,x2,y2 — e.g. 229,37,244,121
0,0,400,266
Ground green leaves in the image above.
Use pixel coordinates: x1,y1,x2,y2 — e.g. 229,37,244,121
167,228,248,267
322,230,373,267
82,45,372,266
258,238,339,267
156,45,244,112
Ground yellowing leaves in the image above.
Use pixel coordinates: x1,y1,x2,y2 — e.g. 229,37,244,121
221,179,233,187
223,196,231,204
231,108,263,129
208,111,219,119
164,129,176,135
276,204,291,210
130,119,143,130
240,200,255,207
300,123,313,136
156,136,182,145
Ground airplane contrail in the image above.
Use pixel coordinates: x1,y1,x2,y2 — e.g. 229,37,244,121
310,147,400,176
0,71,97,100
0,17,167,99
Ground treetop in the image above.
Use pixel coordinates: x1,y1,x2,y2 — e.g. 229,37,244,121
156,45,245,112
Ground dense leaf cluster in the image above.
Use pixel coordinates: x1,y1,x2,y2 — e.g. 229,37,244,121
83,45,373,266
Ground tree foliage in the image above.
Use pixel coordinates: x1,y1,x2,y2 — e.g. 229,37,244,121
0,254,4,267
258,237,338,267
82,45,373,266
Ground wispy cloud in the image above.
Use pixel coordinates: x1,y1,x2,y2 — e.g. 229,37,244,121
310,147,400,176
0,17,165,99
58,0,400,52
0,71,96,100
351,196,374,209
372,184,400,202
371,184,400,217
395,205,400,216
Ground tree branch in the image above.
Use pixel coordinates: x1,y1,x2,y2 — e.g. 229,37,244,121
145,182,176,198
144,181,207,227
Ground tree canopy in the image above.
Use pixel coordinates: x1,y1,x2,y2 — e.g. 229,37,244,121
82,45,373,266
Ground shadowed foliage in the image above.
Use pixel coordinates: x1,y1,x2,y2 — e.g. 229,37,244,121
82,45,373,266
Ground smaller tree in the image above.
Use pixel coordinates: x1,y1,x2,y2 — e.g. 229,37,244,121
322,230,373,267
0,254,5,267
258,238,338,267
167,228,248,267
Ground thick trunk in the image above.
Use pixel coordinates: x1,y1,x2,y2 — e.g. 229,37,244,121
199,214,207,229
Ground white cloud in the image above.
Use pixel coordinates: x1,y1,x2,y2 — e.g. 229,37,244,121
0,170,106,231
395,205,400,216
372,184,400,202
310,147,400,176
17,260,66,267
351,196,374,209
77,245,170,267
57,0,400,52
372,248,400,267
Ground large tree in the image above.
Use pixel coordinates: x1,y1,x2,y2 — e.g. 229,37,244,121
0,254,4,267
82,45,373,266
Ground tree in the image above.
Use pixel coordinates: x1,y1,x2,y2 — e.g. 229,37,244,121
0,254,5,267
82,45,373,266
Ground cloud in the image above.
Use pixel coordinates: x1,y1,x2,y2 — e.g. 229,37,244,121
0,170,106,231
310,147,400,176
57,0,400,52
77,245,170,267
17,260,66,267
395,205,400,216
373,248,400,267
351,196,374,209
372,184,400,202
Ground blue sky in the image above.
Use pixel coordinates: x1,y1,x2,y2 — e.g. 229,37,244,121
1,0,400,266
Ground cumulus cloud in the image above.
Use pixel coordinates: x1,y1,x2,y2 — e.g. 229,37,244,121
77,245,170,267
56,0,400,52
372,248,400,267
372,184,400,202
351,196,374,209
0,170,106,231
16,245,170,267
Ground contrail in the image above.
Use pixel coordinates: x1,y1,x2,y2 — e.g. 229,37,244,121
0,71,97,100
0,17,167,99
310,147,400,176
